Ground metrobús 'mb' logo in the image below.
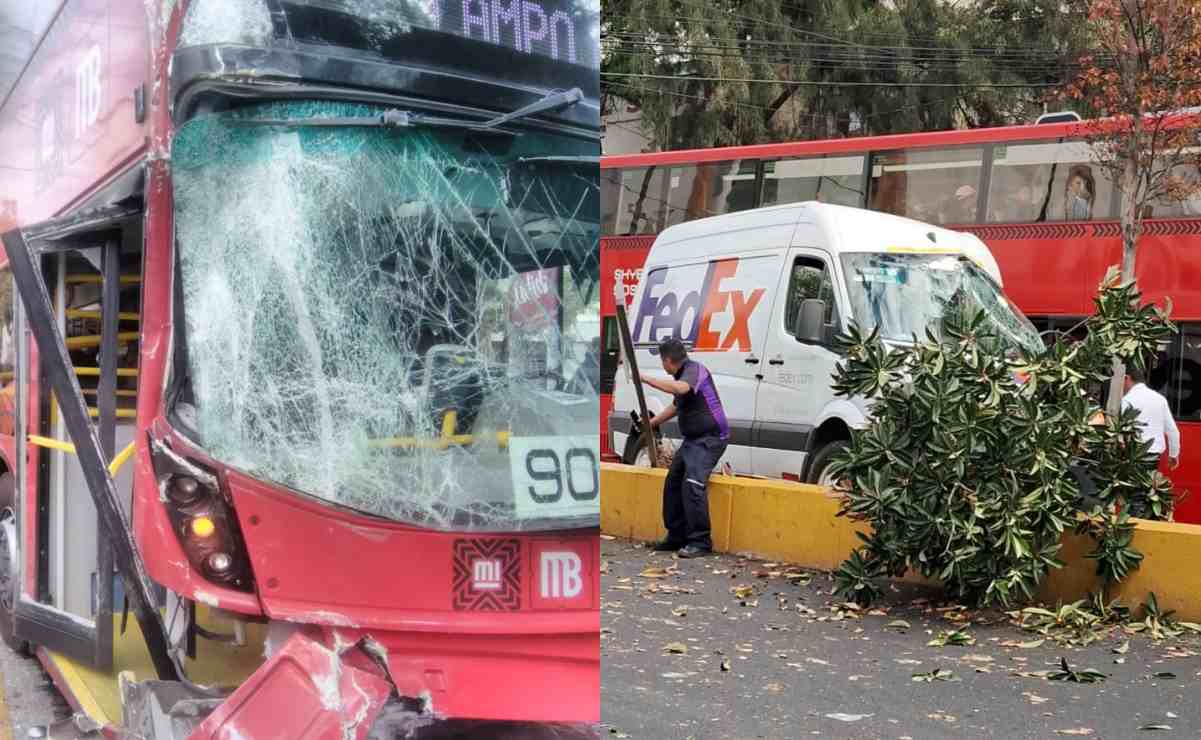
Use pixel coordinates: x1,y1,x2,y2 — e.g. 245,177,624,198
453,539,521,611
631,258,766,352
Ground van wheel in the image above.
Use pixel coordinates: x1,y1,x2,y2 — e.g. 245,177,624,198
806,441,849,488
0,473,28,655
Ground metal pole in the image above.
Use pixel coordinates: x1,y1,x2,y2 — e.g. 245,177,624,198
613,300,659,467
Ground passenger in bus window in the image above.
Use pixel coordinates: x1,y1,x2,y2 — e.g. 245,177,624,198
942,185,976,223
994,181,1036,223
1065,165,1096,220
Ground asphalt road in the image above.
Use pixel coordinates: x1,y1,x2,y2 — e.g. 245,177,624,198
0,638,76,739
600,537,1201,740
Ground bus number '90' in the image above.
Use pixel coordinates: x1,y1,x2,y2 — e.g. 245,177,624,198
525,448,598,503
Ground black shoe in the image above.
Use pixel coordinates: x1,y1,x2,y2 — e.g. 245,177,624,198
677,545,711,559
650,539,684,552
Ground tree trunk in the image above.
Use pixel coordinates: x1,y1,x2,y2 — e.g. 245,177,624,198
1105,156,1141,416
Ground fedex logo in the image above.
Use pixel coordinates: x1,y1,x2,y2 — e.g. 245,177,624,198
632,259,766,352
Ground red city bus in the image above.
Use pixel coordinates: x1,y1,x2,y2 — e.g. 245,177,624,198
0,0,601,735
600,119,1201,524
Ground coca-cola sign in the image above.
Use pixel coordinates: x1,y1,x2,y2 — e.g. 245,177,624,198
509,267,561,329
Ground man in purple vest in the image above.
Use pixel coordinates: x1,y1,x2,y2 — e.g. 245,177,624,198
641,338,730,558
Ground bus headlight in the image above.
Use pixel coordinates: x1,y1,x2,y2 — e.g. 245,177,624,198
150,439,255,593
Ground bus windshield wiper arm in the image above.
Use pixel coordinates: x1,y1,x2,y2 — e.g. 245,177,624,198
516,155,600,166
233,88,584,134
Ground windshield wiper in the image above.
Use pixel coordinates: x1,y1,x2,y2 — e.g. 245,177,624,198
232,88,584,135
515,155,600,167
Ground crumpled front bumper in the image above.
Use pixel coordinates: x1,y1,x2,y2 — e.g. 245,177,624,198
119,623,598,739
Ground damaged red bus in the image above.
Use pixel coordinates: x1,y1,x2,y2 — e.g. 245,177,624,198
0,0,601,735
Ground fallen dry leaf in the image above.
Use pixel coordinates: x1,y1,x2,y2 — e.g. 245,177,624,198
664,642,688,654
639,567,674,579
825,713,872,722
731,585,755,599
1054,729,1094,736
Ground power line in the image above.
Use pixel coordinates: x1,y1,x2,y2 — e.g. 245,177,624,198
602,37,1087,60
601,71,1062,88
601,13,1103,59
603,33,1087,60
602,48,1079,76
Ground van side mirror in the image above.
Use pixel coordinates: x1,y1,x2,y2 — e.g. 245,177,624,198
795,299,826,344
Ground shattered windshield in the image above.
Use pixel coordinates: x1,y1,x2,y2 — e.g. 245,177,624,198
841,253,1043,355
171,100,600,531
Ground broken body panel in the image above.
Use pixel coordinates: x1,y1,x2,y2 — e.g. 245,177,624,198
0,0,601,733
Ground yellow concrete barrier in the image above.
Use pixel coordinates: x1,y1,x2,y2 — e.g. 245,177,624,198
601,462,1201,620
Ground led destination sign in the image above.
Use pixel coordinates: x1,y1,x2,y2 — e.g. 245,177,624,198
441,0,598,68
268,0,600,71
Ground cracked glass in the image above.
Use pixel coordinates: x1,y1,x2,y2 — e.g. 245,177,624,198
171,100,600,531
841,253,1043,354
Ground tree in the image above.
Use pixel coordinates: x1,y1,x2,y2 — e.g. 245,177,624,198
1060,0,1201,410
601,0,1094,152
829,276,1175,607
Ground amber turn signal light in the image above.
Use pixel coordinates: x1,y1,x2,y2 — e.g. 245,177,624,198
189,516,216,538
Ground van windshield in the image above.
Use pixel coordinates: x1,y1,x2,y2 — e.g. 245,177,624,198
840,253,1043,354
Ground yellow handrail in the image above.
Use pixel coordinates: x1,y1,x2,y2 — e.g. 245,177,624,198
27,436,137,475
87,408,136,419
28,434,75,454
368,411,511,450
64,275,141,285
66,310,140,322
66,332,140,350
76,367,138,378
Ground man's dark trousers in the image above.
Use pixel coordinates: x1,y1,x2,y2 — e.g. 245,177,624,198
662,435,727,550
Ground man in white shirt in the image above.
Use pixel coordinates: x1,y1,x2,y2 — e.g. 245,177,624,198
1121,367,1180,470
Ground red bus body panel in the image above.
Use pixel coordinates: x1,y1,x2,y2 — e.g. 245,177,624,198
187,628,393,740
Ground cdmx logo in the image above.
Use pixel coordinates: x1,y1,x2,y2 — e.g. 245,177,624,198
452,538,521,611
631,258,765,352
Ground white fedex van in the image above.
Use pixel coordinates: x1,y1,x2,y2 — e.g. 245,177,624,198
609,201,1043,485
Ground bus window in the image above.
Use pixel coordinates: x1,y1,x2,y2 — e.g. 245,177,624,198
1156,325,1201,422
762,155,864,209
988,140,1117,223
615,167,668,234
601,167,621,235
868,148,984,225
1145,161,1201,218
662,160,757,227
